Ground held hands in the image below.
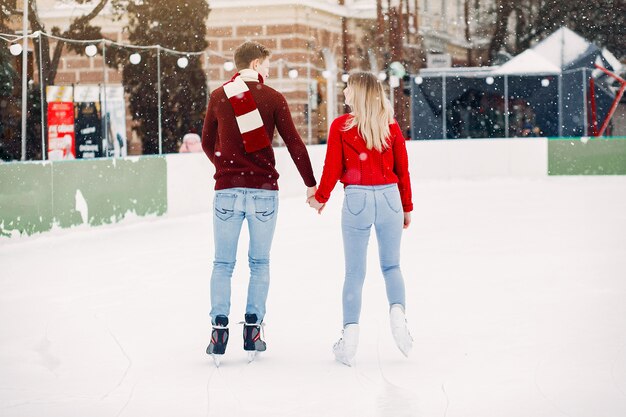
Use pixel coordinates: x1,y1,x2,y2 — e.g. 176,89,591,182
305,186,325,214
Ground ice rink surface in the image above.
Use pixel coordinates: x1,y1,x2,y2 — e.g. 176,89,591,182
2,177,626,417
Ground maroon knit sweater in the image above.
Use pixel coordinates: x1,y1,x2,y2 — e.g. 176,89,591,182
202,81,317,190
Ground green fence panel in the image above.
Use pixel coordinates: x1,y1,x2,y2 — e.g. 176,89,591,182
0,163,54,237
1,156,167,237
548,138,626,175
52,157,167,228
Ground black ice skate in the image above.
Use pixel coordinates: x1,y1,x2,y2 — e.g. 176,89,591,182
206,315,229,367
242,313,266,362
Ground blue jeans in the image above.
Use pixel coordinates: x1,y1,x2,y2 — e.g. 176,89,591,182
210,188,278,324
341,184,406,326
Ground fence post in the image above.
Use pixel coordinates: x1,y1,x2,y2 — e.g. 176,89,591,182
20,2,28,161
504,75,509,138
558,74,563,137
582,68,588,136
102,40,108,156
38,31,46,160
442,74,447,139
157,45,162,155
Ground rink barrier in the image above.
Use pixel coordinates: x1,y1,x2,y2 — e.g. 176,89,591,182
548,137,626,175
2,137,624,238
0,157,166,237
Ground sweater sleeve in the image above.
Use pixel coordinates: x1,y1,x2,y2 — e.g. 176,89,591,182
314,118,344,204
274,94,317,187
201,94,218,164
391,122,413,212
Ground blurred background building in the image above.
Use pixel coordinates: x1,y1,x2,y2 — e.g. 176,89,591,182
2,0,623,160
2,0,494,155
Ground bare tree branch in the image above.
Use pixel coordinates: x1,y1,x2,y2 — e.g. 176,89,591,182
74,0,109,26
49,39,64,83
487,0,515,62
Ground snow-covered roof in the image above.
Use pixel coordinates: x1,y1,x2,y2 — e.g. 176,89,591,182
490,27,621,76
533,27,596,69
493,49,561,75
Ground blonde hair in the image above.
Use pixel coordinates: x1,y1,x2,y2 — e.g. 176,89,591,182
343,71,395,151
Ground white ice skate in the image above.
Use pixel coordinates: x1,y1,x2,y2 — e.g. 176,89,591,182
333,324,359,366
389,304,413,357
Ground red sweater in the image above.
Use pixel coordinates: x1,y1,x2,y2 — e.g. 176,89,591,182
315,114,413,212
202,81,317,190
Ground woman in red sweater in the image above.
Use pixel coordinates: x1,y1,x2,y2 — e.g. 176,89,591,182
308,72,413,366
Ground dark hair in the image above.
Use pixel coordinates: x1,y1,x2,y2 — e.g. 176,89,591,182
234,41,271,70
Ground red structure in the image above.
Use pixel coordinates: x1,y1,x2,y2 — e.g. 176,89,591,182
592,64,626,137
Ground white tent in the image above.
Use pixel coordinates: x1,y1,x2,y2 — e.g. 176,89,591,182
532,26,621,74
422,28,619,78
493,49,561,75
533,27,593,69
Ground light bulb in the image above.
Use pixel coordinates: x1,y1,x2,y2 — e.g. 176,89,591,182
129,53,141,65
85,44,98,57
9,43,22,56
177,57,189,69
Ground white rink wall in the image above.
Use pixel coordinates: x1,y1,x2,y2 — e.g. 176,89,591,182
166,138,548,217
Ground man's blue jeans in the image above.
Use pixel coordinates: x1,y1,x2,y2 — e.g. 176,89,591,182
341,184,406,326
209,188,278,324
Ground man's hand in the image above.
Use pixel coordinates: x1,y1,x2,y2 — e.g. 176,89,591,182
403,212,411,229
306,186,317,201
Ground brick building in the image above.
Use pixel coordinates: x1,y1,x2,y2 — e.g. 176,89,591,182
7,0,493,153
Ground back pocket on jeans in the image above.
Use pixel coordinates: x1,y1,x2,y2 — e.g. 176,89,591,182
254,195,276,222
214,193,236,221
345,192,367,216
383,190,402,213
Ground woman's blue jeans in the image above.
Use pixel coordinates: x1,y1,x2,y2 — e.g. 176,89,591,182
341,184,406,326
209,188,278,324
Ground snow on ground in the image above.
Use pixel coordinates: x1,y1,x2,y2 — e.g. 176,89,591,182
1,177,626,417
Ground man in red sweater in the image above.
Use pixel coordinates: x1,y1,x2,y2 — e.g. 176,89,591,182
202,41,317,363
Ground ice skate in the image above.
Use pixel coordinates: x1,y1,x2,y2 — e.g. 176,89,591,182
333,323,359,366
389,304,413,357
243,313,266,362
206,315,229,366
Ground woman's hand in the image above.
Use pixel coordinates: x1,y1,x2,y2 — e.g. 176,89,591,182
403,212,411,229
307,196,326,214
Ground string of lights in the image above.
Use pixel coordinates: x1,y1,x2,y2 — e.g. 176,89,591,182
1,30,333,157
1,31,327,74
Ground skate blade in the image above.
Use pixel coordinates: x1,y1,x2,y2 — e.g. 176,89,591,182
211,354,222,367
247,351,257,363
334,355,354,367
391,329,413,358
